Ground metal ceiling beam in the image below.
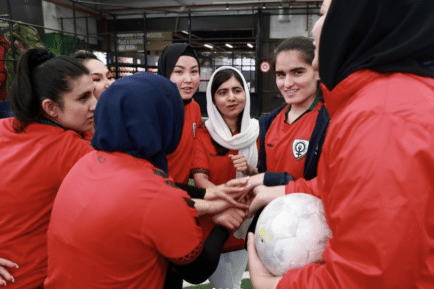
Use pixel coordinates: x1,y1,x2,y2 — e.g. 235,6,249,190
99,1,322,13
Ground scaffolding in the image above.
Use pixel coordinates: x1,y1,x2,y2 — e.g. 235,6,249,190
0,0,321,115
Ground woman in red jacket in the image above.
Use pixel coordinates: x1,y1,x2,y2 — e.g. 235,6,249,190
247,0,434,288
157,44,251,289
157,43,202,185
192,67,259,289
0,48,96,288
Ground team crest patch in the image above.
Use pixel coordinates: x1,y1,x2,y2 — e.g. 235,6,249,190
292,139,309,161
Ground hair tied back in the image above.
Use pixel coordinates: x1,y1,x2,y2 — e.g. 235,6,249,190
28,49,55,73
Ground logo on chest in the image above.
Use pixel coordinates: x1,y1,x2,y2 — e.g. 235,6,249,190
292,139,309,161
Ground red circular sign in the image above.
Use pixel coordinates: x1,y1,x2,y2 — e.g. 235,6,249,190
260,61,271,73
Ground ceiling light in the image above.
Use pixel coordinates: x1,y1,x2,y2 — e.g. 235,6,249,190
204,44,213,49
181,30,189,35
247,43,253,48
225,43,233,48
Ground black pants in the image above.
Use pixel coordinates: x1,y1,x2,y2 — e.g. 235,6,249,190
163,265,183,289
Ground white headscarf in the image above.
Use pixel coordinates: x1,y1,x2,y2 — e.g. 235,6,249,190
205,66,259,239
205,66,259,178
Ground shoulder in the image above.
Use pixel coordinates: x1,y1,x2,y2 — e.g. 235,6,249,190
146,171,197,220
347,72,434,122
187,99,202,113
259,104,287,126
196,125,213,144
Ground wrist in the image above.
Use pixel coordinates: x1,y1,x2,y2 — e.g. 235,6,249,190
245,165,258,176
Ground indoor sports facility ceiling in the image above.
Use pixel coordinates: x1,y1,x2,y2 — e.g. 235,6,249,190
70,0,323,17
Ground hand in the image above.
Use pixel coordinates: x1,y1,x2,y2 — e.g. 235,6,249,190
212,207,247,231
229,154,257,175
205,178,249,206
0,258,18,286
247,233,281,289
247,173,265,188
248,185,285,218
205,198,248,215
206,177,253,202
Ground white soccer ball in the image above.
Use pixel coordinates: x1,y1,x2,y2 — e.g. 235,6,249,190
254,193,332,276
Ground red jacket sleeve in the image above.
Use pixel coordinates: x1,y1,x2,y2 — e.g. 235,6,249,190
145,188,203,265
285,177,319,198
191,127,210,174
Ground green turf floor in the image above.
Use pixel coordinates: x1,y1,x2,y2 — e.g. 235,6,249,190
183,278,253,289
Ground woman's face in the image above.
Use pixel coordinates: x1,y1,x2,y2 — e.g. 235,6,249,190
275,50,319,107
56,74,97,133
213,75,246,122
169,56,200,100
84,59,115,99
312,0,332,71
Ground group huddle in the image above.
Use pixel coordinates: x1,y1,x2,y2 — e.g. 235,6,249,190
1,0,434,288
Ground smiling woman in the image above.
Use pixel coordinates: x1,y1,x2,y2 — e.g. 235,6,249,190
246,36,329,189
244,37,330,251
73,50,115,100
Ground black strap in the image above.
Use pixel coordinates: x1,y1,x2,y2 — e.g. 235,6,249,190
171,226,230,284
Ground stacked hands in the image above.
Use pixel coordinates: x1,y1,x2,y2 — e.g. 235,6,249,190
202,153,280,233
203,178,254,232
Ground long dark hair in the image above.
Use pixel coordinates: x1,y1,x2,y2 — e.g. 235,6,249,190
10,48,89,132
210,68,245,155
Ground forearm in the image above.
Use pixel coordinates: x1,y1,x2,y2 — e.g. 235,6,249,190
176,182,206,199
193,173,216,189
173,226,230,284
285,177,319,198
192,198,213,216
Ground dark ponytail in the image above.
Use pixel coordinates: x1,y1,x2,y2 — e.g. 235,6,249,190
10,48,89,132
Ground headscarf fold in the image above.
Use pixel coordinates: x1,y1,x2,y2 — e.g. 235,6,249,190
91,72,184,173
205,66,259,179
157,43,200,78
319,0,434,91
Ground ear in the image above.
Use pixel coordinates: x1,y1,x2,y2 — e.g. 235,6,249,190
315,70,320,81
41,99,60,119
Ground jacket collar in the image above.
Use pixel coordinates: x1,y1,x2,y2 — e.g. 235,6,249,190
321,70,380,119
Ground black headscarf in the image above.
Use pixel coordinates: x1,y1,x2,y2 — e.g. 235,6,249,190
319,0,434,91
157,43,200,78
91,72,184,173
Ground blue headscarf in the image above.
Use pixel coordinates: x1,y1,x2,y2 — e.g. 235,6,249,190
91,72,184,173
